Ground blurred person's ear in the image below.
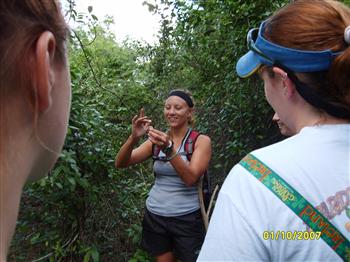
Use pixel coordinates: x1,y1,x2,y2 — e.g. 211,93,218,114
33,31,57,113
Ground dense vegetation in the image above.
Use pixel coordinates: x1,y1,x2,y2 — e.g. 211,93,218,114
11,0,348,261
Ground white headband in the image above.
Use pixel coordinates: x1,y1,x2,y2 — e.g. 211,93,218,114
344,26,350,45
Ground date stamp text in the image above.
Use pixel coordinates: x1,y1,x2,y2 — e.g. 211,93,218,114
262,231,322,240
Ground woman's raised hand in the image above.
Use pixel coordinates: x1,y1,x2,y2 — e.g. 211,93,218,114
131,108,152,139
147,127,170,149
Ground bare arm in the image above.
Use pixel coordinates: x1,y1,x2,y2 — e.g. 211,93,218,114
115,137,152,168
115,108,153,168
169,135,212,186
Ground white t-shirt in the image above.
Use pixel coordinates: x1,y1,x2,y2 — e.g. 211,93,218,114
198,125,350,262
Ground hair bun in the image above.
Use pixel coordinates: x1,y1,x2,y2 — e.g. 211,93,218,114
344,25,350,45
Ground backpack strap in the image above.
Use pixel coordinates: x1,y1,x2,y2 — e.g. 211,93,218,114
184,129,216,231
239,154,350,261
184,130,210,195
184,129,200,161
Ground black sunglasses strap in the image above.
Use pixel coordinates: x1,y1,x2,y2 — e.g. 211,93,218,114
274,63,350,120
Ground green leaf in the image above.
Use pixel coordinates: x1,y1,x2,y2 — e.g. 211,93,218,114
83,253,91,262
346,207,350,219
92,14,98,21
67,177,76,187
55,182,63,189
77,178,90,189
91,247,99,262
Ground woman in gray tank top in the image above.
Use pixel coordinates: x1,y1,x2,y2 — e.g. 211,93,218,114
115,89,212,262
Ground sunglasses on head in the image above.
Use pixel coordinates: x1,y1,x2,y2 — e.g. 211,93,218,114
245,26,350,119
246,28,274,64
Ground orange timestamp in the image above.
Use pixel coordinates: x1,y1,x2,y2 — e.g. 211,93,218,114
263,231,322,240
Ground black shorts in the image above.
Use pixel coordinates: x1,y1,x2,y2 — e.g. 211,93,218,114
141,208,205,262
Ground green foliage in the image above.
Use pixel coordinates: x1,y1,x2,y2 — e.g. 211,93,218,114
14,0,344,260
9,14,154,262
128,249,153,262
146,0,287,186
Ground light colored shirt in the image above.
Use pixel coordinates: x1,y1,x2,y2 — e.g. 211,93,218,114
146,130,199,216
198,124,350,261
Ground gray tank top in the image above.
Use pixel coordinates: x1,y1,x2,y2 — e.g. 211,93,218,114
146,130,200,217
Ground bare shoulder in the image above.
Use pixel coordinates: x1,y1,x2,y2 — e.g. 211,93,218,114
193,134,212,160
196,134,211,146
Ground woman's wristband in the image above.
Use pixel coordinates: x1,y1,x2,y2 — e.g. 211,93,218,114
162,140,174,156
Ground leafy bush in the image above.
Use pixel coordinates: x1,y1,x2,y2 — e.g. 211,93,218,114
9,0,301,260
9,16,155,262
145,0,287,187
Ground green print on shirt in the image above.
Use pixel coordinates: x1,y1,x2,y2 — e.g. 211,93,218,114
240,154,350,261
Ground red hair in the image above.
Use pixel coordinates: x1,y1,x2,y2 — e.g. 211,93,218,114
0,0,69,93
0,0,69,163
264,0,350,117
